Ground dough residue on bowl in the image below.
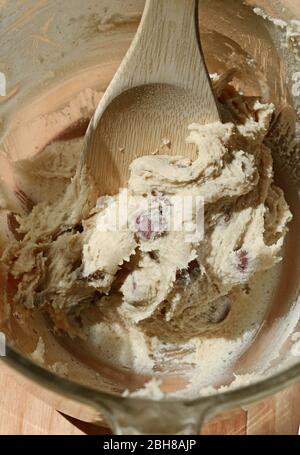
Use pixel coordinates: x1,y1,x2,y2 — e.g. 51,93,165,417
0,72,293,398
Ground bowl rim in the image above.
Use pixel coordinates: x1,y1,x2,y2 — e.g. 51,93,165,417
4,344,300,419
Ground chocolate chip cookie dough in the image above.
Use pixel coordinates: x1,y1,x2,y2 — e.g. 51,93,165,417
1,73,292,353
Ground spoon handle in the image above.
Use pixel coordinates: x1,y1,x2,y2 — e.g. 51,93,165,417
93,0,220,126
138,0,203,86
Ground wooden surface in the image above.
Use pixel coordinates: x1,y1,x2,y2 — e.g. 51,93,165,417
0,361,299,435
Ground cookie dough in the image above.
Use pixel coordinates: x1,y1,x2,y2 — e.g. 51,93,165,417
1,75,292,345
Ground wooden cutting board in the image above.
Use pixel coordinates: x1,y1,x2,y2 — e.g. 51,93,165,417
0,362,299,435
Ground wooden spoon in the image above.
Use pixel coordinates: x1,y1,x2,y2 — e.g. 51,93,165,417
82,0,220,195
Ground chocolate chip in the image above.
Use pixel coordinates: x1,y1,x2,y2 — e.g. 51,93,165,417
135,212,154,240
74,224,84,233
187,259,201,279
176,268,190,285
135,209,167,241
86,270,105,281
148,251,160,262
224,209,231,222
236,249,248,272
176,259,201,285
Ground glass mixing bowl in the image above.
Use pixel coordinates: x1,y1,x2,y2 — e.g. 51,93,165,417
0,0,300,434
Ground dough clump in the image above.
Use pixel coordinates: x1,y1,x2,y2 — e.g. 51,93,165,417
1,76,292,342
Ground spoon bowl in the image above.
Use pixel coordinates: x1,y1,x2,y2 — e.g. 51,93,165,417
87,83,209,194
